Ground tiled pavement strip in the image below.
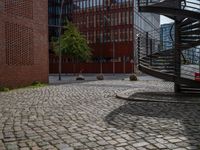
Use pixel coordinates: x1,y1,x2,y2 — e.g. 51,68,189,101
0,79,200,150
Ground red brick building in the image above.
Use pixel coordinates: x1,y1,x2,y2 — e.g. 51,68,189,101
76,0,133,73
0,0,49,88
49,0,134,74
48,0,160,74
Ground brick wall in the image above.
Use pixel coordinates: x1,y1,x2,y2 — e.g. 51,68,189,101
0,0,49,88
49,62,133,74
90,41,133,57
49,55,134,74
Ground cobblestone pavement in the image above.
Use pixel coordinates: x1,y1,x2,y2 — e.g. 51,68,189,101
0,80,200,150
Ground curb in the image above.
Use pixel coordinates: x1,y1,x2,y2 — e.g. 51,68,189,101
116,89,200,104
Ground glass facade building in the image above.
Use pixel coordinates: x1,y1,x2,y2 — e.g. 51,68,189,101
160,23,200,64
71,0,134,64
48,0,160,73
160,23,174,50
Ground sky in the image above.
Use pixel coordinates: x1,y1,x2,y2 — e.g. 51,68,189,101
160,0,200,24
160,15,174,25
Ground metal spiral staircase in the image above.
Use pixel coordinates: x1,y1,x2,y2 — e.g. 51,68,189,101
137,0,200,93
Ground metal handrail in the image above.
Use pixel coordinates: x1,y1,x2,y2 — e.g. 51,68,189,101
184,1,200,12
138,0,200,13
137,36,200,80
137,0,200,83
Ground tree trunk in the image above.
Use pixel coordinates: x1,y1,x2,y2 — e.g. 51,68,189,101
76,57,79,76
73,58,76,76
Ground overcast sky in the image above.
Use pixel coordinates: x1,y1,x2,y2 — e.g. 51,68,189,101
160,15,174,25
160,0,200,25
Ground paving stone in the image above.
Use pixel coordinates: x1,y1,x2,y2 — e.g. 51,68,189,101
56,144,71,150
97,140,108,146
125,145,137,150
116,143,128,147
19,147,30,150
154,143,166,149
155,138,168,144
31,146,41,150
168,139,182,143
103,136,112,140
85,142,98,148
166,143,178,149
0,132,3,139
0,80,199,150
132,142,149,147
116,138,127,143
18,142,27,148
116,147,126,150
108,140,118,145
175,141,190,147
0,140,6,150
88,137,96,141
5,142,19,150
145,144,157,149
174,148,187,150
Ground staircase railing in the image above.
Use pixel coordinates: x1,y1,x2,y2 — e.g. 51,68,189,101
183,0,200,13
138,0,160,6
137,0,200,91
137,33,175,70
138,0,200,12
137,33,200,81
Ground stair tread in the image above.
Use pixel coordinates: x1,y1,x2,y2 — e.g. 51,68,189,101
181,30,200,35
181,19,197,27
181,23,200,31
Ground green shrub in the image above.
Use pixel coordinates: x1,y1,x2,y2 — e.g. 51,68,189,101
0,87,10,92
31,81,41,86
129,74,138,81
76,75,85,80
96,74,104,80
31,81,46,88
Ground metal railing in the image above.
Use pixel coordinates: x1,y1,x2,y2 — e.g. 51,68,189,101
183,0,200,13
137,34,174,68
137,34,200,80
138,0,200,13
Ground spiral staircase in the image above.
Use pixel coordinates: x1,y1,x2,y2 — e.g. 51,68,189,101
137,0,200,93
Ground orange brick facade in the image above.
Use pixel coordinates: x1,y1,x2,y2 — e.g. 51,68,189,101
0,0,49,88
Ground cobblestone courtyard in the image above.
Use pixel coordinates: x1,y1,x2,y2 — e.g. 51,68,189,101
0,78,200,150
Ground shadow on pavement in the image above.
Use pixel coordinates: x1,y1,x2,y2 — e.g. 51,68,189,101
105,102,200,148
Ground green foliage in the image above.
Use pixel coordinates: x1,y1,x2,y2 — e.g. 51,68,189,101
31,81,41,86
53,22,91,61
129,74,138,81
31,81,46,88
0,82,46,92
0,87,10,92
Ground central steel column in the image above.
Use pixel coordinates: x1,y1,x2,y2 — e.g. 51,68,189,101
174,0,182,93
174,21,181,93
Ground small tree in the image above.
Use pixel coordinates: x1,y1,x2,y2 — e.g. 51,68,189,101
53,22,91,74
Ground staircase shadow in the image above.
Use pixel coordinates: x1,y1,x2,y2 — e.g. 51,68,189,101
105,102,200,148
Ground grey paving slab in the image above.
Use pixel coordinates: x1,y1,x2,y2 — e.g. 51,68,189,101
0,79,200,150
